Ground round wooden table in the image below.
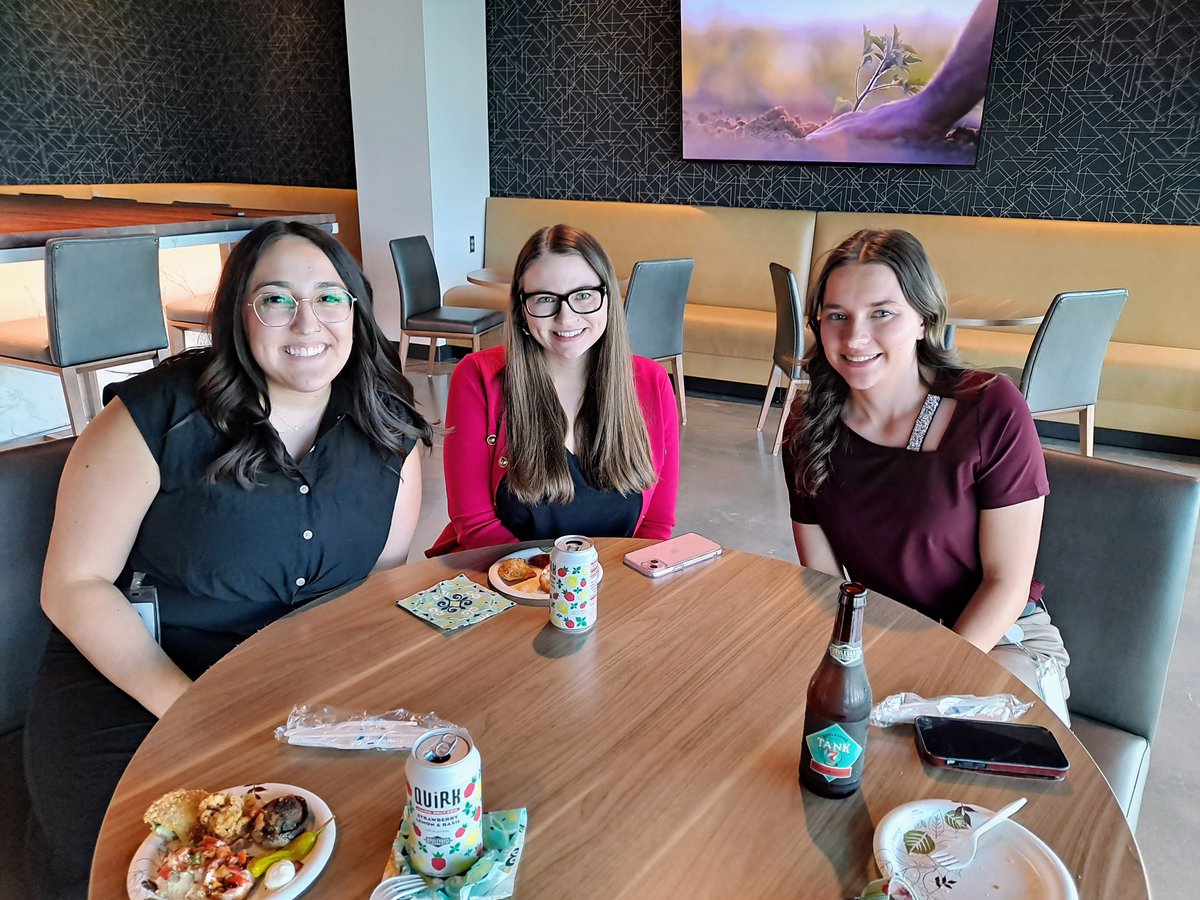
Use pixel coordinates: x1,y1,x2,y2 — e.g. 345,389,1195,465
947,294,1046,328
467,267,630,292
466,267,513,287
90,540,1148,898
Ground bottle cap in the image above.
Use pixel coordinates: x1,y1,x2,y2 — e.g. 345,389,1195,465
838,581,869,608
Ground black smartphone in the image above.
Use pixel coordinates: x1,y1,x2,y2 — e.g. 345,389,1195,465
914,715,1070,780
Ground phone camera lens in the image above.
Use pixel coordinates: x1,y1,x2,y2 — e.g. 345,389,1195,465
648,559,664,569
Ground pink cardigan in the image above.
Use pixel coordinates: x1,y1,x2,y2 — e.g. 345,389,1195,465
427,346,680,556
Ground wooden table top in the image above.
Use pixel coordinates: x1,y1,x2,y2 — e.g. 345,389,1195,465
0,193,335,250
947,294,1047,327
467,267,630,292
466,267,513,287
90,540,1147,899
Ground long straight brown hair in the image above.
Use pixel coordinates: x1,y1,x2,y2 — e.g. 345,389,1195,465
502,225,656,504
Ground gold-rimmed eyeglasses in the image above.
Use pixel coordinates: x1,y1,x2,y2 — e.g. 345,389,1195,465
247,289,357,327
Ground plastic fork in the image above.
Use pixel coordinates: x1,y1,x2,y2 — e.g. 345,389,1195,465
369,874,429,900
929,797,1027,870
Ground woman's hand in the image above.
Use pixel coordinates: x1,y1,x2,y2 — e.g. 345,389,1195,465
40,399,192,718
953,497,1045,651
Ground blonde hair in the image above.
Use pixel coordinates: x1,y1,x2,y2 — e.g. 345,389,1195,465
502,225,656,504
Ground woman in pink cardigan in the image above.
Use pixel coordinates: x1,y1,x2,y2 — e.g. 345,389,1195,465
428,225,679,555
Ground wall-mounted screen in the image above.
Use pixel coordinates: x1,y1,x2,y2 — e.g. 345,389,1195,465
682,0,999,167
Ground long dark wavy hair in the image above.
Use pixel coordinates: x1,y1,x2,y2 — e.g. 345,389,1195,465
174,220,431,487
785,228,967,496
502,224,656,504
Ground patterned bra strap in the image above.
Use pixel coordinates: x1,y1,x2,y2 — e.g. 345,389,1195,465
906,393,942,451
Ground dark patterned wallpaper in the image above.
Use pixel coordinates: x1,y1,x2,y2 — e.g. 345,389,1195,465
487,0,1200,225
0,0,354,187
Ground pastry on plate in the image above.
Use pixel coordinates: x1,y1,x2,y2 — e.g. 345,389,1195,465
498,557,538,582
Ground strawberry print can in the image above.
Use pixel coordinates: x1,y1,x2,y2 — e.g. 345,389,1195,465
549,534,599,633
405,727,483,877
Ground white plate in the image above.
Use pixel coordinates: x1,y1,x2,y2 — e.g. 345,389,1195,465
488,546,602,605
874,799,1077,899
127,783,336,900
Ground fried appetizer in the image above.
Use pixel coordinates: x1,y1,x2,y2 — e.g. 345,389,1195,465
498,557,538,582
539,566,552,593
198,792,258,842
527,553,551,570
143,788,208,841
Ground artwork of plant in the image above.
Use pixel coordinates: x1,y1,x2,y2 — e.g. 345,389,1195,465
834,26,924,117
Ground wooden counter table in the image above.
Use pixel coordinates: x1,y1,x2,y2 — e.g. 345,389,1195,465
90,540,1147,899
0,193,335,262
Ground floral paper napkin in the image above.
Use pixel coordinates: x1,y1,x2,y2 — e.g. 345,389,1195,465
397,575,515,631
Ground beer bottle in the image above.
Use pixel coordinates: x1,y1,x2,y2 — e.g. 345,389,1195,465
799,582,872,798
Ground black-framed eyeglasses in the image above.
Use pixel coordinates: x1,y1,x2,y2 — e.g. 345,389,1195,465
519,285,607,318
247,288,357,327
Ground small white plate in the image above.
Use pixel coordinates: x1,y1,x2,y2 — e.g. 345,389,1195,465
874,799,1077,900
127,783,336,900
488,546,602,605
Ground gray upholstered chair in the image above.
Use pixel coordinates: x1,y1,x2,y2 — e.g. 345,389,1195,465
624,258,694,425
390,236,505,374
0,437,73,898
1037,449,1200,831
0,235,170,435
757,262,810,455
994,289,1127,456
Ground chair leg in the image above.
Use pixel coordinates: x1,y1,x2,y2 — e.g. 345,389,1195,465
427,337,437,376
81,368,104,420
59,367,90,435
399,333,410,372
673,354,686,426
757,365,781,431
167,325,183,355
772,379,801,456
1079,406,1095,456
472,334,482,354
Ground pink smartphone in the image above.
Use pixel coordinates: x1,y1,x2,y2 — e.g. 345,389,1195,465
623,533,723,578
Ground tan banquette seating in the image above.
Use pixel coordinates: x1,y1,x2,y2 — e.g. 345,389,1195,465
444,197,817,386
811,212,1200,440
450,197,1200,442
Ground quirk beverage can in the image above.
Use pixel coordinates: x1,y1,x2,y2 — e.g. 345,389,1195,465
405,727,483,876
549,534,600,632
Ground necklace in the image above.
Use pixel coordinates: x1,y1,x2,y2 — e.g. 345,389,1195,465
270,406,322,434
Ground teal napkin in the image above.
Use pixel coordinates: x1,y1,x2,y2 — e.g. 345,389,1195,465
381,808,528,899
397,575,514,631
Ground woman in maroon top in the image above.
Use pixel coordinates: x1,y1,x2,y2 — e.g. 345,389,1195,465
782,229,1070,720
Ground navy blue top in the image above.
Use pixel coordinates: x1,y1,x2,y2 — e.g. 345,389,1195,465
107,353,414,675
495,451,642,542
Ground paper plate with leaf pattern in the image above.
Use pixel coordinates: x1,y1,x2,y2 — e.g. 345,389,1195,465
873,799,1077,899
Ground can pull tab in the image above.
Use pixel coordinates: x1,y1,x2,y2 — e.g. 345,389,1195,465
426,731,460,763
